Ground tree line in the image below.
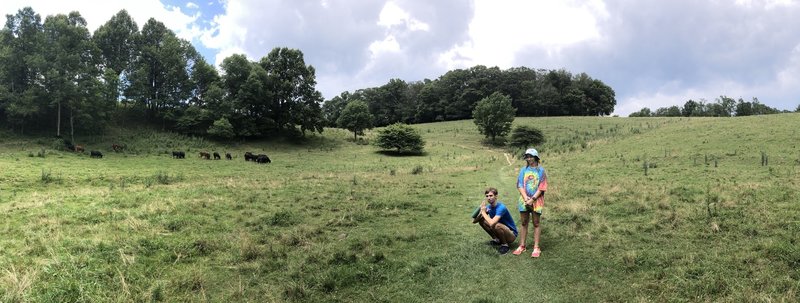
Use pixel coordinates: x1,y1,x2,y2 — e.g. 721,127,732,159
629,96,793,117
0,7,323,140
0,7,618,141
323,66,617,129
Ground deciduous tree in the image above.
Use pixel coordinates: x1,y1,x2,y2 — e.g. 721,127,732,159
473,92,516,143
336,99,373,140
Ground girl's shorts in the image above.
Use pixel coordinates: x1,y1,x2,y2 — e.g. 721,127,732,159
518,198,543,214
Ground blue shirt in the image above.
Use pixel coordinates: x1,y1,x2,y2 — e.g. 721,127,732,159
486,201,518,236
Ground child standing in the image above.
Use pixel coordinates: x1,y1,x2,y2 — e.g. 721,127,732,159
512,148,548,258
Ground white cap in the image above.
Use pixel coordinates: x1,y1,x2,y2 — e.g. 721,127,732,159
524,148,539,158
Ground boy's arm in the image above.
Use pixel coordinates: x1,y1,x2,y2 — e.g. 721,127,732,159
480,205,502,227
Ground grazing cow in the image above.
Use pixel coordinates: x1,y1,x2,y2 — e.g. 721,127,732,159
256,154,271,164
74,145,85,153
225,153,232,160
244,152,255,161
213,152,221,160
172,151,186,159
112,144,124,152
90,150,103,158
199,152,211,160
63,140,75,152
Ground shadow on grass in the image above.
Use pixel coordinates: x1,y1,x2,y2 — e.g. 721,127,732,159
374,150,428,157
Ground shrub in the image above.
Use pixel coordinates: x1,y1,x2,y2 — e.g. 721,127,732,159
509,125,546,150
374,123,425,154
207,117,235,139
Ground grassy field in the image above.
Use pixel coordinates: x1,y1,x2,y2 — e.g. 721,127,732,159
0,114,798,302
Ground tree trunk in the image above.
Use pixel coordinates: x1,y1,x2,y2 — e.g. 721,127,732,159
70,107,75,144
56,101,61,136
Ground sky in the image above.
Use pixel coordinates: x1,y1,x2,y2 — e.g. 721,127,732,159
2,0,800,116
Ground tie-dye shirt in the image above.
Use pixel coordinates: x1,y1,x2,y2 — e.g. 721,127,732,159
517,165,548,213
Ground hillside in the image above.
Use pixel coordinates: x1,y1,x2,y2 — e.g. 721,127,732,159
0,114,798,302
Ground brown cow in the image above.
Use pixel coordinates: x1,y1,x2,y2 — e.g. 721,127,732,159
74,145,85,153
199,152,211,160
112,144,124,152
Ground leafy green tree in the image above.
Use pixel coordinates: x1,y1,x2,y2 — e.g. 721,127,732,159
654,105,681,117
509,125,545,150
189,57,220,106
374,123,425,154
207,117,235,139
175,105,212,135
322,91,352,127
125,18,194,123
42,12,102,139
1,7,46,132
93,9,138,77
234,64,269,136
336,99,373,140
369,78,409,126
682,100,699,116
629,107,652,117
5,88,42,134
473,92,516,143
220,54,252,101
717,95,736,117
260,47,324,136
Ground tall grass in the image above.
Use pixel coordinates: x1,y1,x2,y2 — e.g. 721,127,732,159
0,114,798,301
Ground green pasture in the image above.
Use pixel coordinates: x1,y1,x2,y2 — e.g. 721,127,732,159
0,114,798,302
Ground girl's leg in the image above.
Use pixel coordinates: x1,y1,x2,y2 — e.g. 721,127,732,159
518,212,530,247
532,212,541,249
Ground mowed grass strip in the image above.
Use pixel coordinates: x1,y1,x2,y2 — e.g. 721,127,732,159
1,114,798,302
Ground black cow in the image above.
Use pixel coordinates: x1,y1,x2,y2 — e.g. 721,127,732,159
90,150,103,158
244,152,255,161
213,152,221,160
172,151,185,159
225,153,232,160
256,154,271,164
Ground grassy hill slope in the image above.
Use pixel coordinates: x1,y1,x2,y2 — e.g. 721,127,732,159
0,114,797,302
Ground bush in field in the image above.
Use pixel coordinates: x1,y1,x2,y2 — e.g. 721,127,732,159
509,125,546,150
374,123,425,154
473,92,516,143
207,117,235,139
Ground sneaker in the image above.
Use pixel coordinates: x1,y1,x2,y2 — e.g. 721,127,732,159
487,239,501,246
531,247,541,258
498,245,510,255
512,245,526,256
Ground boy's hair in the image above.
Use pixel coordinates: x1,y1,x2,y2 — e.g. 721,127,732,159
485,187,498,195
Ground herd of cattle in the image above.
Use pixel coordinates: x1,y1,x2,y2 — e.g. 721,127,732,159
65,141,271,163
171,151,271,163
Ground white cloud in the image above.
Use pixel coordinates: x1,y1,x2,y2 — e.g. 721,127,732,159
378,1,429,31
439,0,607,70
186,2,199,9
